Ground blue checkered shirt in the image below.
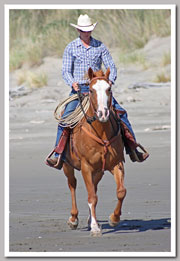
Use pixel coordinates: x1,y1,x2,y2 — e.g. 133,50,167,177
62,37,117,87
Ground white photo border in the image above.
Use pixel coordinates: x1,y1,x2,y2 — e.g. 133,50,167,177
4,4,176,258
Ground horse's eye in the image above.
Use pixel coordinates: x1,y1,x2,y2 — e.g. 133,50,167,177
89,89,93,93
107,87,111,92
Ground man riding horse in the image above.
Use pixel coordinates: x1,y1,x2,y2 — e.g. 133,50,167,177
46,14,149,169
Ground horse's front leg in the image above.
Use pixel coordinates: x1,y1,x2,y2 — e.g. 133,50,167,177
63,163,79,229
81,162,102,236
86,171,104,230
109,162,127,227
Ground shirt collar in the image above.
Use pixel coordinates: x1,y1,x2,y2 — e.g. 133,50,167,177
76,36,94,48
76,37,82,47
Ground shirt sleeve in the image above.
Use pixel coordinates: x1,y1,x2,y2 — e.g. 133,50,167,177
62,44,74,87
101,43,117,84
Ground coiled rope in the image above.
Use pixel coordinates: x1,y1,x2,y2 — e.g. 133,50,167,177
54,94,90,128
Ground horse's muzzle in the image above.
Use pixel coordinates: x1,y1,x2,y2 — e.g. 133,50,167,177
97,108,109,122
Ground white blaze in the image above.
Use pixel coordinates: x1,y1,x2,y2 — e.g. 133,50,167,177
92,80,110,121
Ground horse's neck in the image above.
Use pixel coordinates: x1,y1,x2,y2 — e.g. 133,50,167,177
94,121,113,140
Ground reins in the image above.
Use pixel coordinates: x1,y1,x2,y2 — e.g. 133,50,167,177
77,90,96,124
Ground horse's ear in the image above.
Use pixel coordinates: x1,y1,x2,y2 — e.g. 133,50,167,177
88,67,95,80
105,67,110,79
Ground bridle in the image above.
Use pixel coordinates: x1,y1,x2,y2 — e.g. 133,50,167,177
77,77,112,125
89,76,110,84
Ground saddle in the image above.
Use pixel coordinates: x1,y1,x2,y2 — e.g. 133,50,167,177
45,109,149,169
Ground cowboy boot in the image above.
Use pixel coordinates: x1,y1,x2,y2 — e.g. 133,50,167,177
129,146,149,162
46,128,70,169
115,114,149,163
46,157,59,168
120,121,149,162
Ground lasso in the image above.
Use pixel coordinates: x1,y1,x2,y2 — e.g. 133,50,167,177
54,94,90,128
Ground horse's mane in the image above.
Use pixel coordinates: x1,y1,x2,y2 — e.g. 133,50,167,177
84,69,105,81
93,70,105,77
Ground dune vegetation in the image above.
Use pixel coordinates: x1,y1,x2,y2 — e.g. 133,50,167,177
10,9,171,72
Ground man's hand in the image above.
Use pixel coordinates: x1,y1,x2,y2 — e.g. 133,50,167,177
72,82,79,91
108,80,112,87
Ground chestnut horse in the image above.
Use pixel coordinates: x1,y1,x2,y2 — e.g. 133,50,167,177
62,68,126,236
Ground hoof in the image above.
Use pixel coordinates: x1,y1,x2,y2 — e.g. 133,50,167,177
108,215,120,227
90,229,102,237
90,224,102,237
67,217,79,230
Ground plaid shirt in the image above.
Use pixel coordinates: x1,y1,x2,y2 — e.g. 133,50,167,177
62,37,117,87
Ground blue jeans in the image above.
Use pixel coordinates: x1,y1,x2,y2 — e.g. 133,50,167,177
55,85,136,156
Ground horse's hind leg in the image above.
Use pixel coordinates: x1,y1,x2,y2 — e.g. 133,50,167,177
63,163,79,229
109,162,127,227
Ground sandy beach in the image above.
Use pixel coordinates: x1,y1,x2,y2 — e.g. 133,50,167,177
8,36,172,255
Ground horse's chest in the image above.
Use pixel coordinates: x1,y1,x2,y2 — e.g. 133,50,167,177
72,127,124,170
79,140,121,166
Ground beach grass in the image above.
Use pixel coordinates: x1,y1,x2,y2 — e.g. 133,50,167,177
119,50,148,69
161,51,171,66
9,9,171,71
16,70,48,88
154,71,171,83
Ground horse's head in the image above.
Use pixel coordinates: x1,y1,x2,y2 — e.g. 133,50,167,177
88,67,112,123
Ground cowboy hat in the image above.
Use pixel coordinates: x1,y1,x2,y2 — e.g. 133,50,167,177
70,14,97,32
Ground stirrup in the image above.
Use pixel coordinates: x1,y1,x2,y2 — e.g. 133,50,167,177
137,143,149,155
45,149,63,170
130,143,149,162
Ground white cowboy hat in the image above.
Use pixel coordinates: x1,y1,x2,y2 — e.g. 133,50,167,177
70,14,97,32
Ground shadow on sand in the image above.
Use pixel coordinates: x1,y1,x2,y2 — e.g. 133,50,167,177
81,218,170,235
100,218,171,235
